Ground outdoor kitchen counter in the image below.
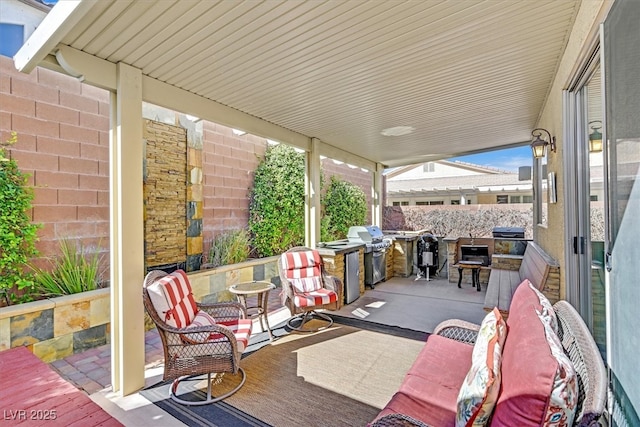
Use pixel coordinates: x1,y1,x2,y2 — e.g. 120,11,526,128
383,232,425,277
316,242,366,305
382,229,429,241
316,241,365,255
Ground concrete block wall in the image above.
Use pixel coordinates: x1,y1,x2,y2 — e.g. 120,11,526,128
0,57,373,276
201,124,266,234
0,56,110,269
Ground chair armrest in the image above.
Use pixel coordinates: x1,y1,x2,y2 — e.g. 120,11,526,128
322,273,343,293
170,323,238,345
553,301,607,425
433,319,480,345
152,319,240,356
369,413,433,427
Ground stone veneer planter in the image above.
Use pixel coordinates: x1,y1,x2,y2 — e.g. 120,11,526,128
189,255,281,304
0,255,281,363
0,288,111,363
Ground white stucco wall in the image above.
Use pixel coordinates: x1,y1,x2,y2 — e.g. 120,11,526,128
534,0,612,299
0,0,48,41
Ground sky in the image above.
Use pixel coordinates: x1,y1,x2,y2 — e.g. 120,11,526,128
449,146,532,173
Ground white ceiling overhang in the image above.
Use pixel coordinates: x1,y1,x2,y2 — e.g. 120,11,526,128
14,0,581,169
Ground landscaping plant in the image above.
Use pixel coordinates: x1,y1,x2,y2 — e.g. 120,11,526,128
0,132,40,305
321,175,367,242
206,229,251,267
32,238,105,297
249,144,306,257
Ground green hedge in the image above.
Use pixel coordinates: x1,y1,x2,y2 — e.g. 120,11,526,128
0,133,40,305
249,144,369,256
321,176,367,242
249,144,306,257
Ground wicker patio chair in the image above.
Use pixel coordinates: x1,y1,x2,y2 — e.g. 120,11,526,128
278,246,344,332
143,270,252,406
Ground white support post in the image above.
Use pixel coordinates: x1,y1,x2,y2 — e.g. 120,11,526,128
372,163,384,226
305,138,321,247
110,62,145,395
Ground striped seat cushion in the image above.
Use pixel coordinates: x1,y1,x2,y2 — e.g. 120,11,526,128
281,250,323,293
188,319,253,354
147,270,198,328
219,319,253,353
293,287,337,307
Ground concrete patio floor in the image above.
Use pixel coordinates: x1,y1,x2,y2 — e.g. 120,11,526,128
48,272,486,426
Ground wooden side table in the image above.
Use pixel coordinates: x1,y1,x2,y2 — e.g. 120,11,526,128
229,281,276,341
456,261,483,292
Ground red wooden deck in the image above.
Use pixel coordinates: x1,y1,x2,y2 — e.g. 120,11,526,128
0,346,122,427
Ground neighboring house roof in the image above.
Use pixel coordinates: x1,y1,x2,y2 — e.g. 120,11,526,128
387,173,530,195
385,160,508,179
16,0,52,13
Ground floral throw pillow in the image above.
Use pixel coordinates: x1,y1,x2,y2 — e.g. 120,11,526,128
536,311,578,426
456,308,507,427
528,281,558,332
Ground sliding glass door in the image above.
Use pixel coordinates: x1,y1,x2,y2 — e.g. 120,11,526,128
564,53,605,355
603,0,640,424
565,2,639,424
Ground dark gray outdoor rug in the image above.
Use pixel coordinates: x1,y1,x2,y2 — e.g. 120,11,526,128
141,317,427,427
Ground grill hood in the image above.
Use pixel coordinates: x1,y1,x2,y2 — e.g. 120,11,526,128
347,225,384,243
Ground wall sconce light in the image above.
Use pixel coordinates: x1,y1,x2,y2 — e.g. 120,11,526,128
530,128,556,159
588,120,603,153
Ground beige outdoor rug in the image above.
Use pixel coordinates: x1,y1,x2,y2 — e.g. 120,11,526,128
141,319,426,426
226,321,425,426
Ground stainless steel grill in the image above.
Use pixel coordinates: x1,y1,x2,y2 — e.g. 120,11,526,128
347,226,392,288
492,227,525,238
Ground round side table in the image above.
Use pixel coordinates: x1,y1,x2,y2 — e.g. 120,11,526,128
229,281,276,341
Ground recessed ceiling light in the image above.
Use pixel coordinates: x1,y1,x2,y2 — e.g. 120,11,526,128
381,126,415,136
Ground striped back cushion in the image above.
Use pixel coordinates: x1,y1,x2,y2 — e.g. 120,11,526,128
281,250,323,293
146,270,198,328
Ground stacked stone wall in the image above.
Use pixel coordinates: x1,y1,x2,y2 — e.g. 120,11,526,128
143,120,187,269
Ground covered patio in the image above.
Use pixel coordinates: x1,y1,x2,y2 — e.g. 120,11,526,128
12,0,639,425
49,274,486,425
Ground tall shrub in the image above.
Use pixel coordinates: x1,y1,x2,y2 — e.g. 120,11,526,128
0,133,40,304
321,176,367,241
249,144,306,257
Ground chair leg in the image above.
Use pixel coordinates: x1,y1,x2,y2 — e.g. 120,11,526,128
169,368,246,406
287,310,334,332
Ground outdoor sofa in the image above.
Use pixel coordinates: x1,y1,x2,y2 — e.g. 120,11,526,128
370,279,606,426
